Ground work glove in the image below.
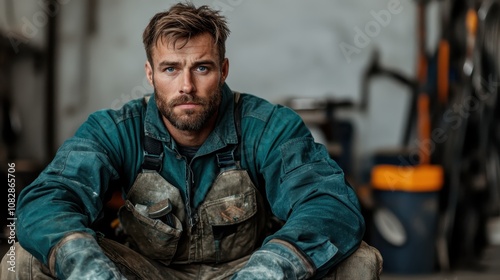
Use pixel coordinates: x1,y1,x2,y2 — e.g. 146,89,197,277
53,234,126,280
231,240,315,280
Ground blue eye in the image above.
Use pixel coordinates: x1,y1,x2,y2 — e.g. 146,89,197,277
197,66,208,72
164,67,175,73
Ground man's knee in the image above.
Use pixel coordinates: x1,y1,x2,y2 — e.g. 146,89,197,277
0,242,53,280
327,241,383,280
0,239,162,280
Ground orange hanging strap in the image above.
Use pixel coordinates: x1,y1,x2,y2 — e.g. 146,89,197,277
464,9,478,71
418,93,431,165
466,8,478,40
437,40,450,105
415,1,430,165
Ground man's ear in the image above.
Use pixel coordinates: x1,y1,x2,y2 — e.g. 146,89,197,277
220,58,229,84
145,61,154,86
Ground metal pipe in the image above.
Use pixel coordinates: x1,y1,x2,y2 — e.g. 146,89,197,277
45,0,58,160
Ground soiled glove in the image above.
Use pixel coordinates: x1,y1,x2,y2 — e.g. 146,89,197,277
54,235,126,280
231,240,315,280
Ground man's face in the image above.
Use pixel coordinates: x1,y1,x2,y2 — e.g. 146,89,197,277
145,33,228,132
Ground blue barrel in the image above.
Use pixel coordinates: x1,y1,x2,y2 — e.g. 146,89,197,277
370,164,443,274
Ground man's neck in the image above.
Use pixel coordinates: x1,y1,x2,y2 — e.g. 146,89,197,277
163,116,216,147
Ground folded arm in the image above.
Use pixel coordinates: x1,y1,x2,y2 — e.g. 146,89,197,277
235,105,365,279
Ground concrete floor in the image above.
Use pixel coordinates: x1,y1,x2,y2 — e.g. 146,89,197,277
381,244,500,280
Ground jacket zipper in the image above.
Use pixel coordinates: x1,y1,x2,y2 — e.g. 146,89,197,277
185,162,197,227
172,148,196,228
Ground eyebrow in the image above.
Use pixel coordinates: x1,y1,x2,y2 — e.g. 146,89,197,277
157,59,217,69
157,61,180,68
193,60,217,67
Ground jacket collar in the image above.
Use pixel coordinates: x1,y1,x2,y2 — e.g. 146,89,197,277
143,83,238,155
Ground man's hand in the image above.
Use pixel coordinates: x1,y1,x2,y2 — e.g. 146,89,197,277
231,239,315,280
51,233,126,279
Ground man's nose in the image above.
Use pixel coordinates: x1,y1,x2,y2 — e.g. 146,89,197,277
180,71,195,94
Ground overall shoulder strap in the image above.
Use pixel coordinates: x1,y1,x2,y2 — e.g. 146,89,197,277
142,136,163,171
216,91,243,169
142,94,163,172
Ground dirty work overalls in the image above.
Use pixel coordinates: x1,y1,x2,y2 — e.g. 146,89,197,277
118,93,269,278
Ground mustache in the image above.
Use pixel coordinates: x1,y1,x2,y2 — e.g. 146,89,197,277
169,95,207,106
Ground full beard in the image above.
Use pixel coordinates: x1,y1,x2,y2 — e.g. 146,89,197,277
155,85,222,132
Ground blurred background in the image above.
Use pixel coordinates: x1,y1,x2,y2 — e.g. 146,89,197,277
1,0,499,279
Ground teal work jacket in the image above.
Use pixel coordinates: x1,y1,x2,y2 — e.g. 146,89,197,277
17,83,365,279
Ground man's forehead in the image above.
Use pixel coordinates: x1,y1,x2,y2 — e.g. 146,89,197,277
157,33,215,50
151,33,218,59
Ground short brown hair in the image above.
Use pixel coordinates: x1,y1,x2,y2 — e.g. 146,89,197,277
143,3,230,65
